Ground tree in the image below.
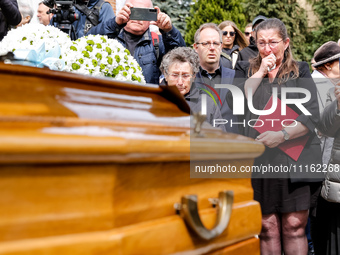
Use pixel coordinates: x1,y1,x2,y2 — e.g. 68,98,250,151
306,0,340,56
185,0,247,46
243,0,309,61
153,0,191,37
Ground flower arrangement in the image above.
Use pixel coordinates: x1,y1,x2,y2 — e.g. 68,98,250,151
0,24,145,84
0,23,70,56
62,34,145,83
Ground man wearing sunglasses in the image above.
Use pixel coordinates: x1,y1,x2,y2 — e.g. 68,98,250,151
244,23,252,44
238,15,267,62
193,23,238,134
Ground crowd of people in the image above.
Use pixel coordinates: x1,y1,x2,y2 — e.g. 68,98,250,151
1,1,340,254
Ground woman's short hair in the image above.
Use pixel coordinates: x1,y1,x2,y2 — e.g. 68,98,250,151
160,47,200,76
218,20,249,50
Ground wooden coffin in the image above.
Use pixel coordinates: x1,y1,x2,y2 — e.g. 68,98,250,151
0,62,264,255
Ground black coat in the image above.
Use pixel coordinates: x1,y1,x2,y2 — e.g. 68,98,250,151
185,84,226,132
0,0,21,41
194,65,238,133
237,36,258,62
235,61,324,182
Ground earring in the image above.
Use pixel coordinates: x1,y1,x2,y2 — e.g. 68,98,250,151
329,67,332,71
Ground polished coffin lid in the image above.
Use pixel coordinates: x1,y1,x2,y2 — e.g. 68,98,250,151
0,62,264,254
0,62,264,163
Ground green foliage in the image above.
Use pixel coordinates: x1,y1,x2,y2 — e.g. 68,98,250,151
243,0,309,61
153,0,191,37
185,0,247,46
306,0,340,58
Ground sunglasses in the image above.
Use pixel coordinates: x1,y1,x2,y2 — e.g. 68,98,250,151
245,32,251,36
222,31,236,37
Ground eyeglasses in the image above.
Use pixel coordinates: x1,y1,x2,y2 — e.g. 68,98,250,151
245,32,251,36
222,31,236,37
257,39,283,48
167,73,193,81
196,41,222,48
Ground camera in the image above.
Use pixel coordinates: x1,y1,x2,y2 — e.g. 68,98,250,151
43,0,78,40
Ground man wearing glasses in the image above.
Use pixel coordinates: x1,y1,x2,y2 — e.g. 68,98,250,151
193,23,238,133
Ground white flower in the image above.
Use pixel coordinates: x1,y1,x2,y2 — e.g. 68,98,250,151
61,34,145,84
0,24,70,56
0,25,145,84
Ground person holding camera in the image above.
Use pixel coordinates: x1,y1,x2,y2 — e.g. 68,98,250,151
104,0,185,85
0,0,22,41
48,0,115,40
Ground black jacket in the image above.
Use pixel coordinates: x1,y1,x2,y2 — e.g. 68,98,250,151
237,36,258,62
185,84,226,132
0,0,21,41
194,65,238,134
220,45,239,69
235,61,323,182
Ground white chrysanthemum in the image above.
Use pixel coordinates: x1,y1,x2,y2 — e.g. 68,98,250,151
61,34,145,84
0,23,71,56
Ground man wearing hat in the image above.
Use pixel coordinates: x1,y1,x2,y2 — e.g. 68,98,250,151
238,15,267,61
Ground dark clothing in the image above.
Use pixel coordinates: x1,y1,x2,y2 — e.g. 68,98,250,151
194,65,237,134
313,88,340,254
314,196,340,255
0,0,21,41
235,60,323,214
235,61,323,182
51,0,115,40
199,66,222,89
220,45,239,69
124,30,142,56
252,178,321,215
185,84,226,132
105,19,185,85
238,36,258,62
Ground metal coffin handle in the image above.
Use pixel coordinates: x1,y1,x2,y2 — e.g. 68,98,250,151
180,190,234,240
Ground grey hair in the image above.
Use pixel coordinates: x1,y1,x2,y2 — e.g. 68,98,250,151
194,23,222,43
160,47,200,76
18,2,34,22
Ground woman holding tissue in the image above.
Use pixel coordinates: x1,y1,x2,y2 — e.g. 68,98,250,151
234,18,323,255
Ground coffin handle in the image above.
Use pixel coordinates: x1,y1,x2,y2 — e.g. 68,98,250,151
180,190,233,240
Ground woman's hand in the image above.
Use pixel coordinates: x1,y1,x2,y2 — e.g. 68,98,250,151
259,54,277,76
256,130,285,148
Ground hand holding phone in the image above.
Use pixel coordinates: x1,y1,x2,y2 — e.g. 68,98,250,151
150,6,172,33
115,2,133,25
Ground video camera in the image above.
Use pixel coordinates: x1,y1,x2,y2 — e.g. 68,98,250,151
43,0,78,40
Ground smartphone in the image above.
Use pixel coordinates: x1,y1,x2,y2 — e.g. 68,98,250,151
130,7,157,21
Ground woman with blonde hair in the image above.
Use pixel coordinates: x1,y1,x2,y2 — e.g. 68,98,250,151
218,20,248,69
